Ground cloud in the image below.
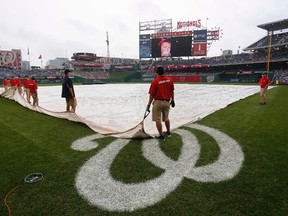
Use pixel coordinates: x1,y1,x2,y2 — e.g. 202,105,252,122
65,19,99,35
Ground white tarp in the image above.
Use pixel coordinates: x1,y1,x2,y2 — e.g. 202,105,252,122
1,84,264,138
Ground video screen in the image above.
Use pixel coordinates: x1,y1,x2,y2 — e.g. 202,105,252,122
152,36,192,57
139,34,151,58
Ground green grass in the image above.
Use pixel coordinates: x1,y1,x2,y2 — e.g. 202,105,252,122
1,86,288,215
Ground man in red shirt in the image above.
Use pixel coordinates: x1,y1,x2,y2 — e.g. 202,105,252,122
29,77,39,106
147,67,175,140
16,75,23,94
23,75,31,103
10,76,17,92
2,77,9,91
259,73,271,105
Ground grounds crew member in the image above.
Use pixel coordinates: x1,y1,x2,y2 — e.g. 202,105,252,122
23,75,31,103
29,77,39,106
259,73,271,105
16,75,23,94
147,66,175,140
2,77,9,91
10,76,17,92
62,69,77,112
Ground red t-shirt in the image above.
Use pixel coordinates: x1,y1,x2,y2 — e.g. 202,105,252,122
149,75,174,100
29,80,38,93
23,79,31,88
16,78,22,87
259,77,271,88
2,80,9,86
10,78,17,86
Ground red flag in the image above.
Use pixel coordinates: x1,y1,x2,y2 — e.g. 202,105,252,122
38,54,42,59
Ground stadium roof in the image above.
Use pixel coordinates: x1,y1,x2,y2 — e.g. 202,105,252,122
257,18,288,31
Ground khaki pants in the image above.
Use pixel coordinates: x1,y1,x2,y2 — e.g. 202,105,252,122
25,88,31,101
260,88,266,97
18,86,22,94
152,100,170,122
31,93,39,105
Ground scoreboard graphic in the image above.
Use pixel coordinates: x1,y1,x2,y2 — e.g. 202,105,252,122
0,50,22,68
139,19,222,58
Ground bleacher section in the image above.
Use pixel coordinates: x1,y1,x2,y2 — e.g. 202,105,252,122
1,19,287,84
0,69,15,78
274,70,288,84
245,32,288,50
73,71,109,79
145,51,286,74
143,19,288,83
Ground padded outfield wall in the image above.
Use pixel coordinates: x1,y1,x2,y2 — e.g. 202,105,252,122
0,71,275,84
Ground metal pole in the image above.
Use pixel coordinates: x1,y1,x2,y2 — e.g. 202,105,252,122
28,48,31,75
266,31,273,76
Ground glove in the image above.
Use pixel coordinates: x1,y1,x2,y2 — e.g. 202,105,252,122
170,100,175,108
146,104,151,112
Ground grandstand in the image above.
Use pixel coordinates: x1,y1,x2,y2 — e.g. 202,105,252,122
70,52,109,81
245,32,288,50
142,18,288,84
70,52,139,83
1,19,287,84
0,68,15,79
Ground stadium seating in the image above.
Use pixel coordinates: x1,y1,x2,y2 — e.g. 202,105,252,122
1,30,287,83
150,49,287,68
274,70,288,84
0,69,15,78
245,32,288,50
73,71,109,79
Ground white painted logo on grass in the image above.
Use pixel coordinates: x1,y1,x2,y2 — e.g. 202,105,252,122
71,124,244,212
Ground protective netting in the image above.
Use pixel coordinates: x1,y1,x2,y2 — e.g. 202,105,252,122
1,84,264,138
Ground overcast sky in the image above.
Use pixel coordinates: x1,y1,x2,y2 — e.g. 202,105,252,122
0,0,287,66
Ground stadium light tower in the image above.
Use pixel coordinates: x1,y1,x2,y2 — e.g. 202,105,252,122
106,31,110,63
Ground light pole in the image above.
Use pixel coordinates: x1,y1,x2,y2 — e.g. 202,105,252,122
28,47,31,74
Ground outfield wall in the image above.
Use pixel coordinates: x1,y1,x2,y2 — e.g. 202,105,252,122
0,71,278,84
170,76,201,82
142,75,220,83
